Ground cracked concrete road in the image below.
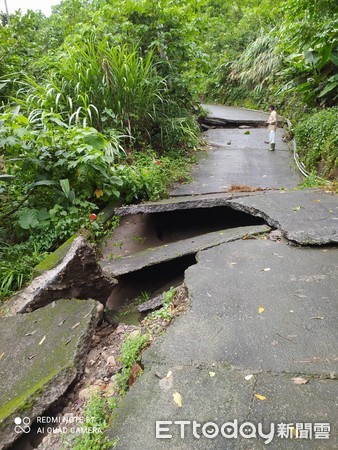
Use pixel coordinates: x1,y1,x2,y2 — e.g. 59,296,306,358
171,106,301,195
108,240,338,449
202,104,271,123
107,105,338,449
115,190,338,245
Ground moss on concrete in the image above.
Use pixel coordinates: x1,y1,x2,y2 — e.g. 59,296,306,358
33,234,77,278
0,370,59,422
32,198,120,280
0,299,97,441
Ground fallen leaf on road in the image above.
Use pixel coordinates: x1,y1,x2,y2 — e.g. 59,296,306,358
244,374,253,381
173,392,183,407
258,307,265,314
209,372,216,377
255,394,267,401
39,335,46,345
313,199,321,203
263,268,271,272
292,377,309,385
128,362,142,387
293,206,302,212
166,370,172,378
242,234,257,240
25,330,37,336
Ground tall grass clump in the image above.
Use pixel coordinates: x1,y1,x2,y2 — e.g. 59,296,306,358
11,33,197,148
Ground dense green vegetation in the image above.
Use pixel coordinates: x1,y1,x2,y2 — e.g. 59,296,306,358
1,0,337,301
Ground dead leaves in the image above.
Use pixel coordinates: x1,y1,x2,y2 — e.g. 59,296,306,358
94,188,104,198
128,362,142,388
242,234,257,240
25,330,37,336
157,371,183,407
292,377,309,385
258,307,265,314
173,391,183,408
244,374,254,381
255,394,267,401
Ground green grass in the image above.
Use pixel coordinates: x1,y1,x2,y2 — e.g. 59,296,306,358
115,333,149,393
70,392,119,450
144,287,176,322
295,107,338,179
0,242,47,302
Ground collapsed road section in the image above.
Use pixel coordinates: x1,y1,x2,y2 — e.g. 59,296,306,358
2,104,338,450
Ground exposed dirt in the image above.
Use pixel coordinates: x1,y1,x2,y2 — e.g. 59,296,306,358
20,286,190,450
228,183,265,193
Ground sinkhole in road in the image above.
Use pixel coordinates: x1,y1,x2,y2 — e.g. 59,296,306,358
153,206,264,242
102,205,266,258
102,205,267,317
106,253,196,312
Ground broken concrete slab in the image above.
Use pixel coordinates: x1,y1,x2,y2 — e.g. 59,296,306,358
99,213,164,261
0,299,98,450
107,364,337,449
137,286,181,313
4,236,117,316
114,193,240,216
115,189,338,246
228,189,338,244
33,234,77,278
137,294,164,312
143,239,338,376
100,225,270,277
201,103,277,127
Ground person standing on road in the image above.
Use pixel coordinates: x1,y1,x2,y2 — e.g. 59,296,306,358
267,105,277,151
